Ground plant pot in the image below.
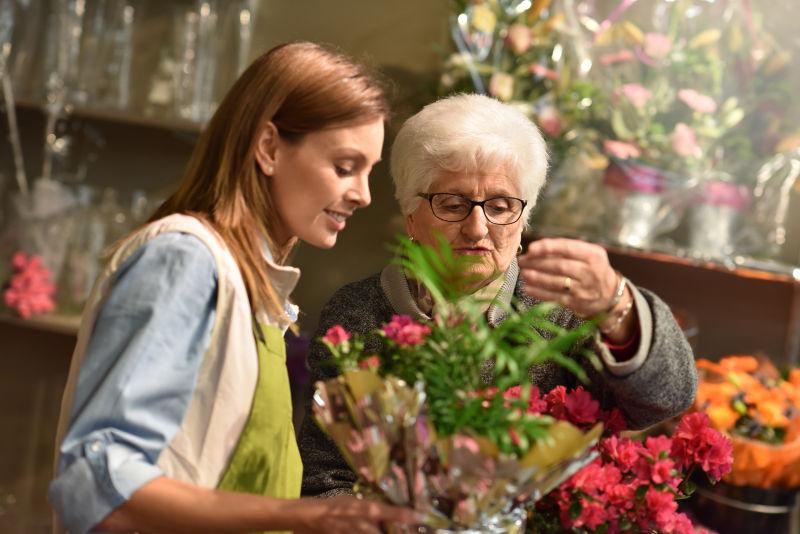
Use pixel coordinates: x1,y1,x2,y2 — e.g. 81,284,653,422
688,477,799,534
688,179,750,259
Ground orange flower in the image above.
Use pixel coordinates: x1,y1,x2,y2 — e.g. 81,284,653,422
718,355,759,373
706,403,740,431
751,400,789,428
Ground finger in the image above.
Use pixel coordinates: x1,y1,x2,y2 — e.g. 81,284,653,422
517,256,589,280
365,503,420,525
526,237,606,263
520,268,581,295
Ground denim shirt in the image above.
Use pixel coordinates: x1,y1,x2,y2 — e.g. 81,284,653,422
49,232,218,533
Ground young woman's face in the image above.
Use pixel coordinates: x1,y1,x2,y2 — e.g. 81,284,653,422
266,118,384,248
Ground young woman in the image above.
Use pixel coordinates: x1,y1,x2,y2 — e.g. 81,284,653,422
49,42,416,534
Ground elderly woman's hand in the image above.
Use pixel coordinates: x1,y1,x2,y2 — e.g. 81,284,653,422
518,238,619,317
518,238,637,345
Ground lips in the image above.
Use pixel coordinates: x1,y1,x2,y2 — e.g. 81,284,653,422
324,209,351,223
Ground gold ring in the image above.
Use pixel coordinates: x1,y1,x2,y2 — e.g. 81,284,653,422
563,276,572,292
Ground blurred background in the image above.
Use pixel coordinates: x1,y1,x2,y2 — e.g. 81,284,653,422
0,0,799,531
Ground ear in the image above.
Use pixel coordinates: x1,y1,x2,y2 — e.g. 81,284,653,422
254,121,280,176
404,213,415,238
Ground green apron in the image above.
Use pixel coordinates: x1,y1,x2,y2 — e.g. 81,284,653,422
217,323,303,533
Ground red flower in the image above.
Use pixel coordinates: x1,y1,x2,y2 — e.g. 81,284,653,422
601,436,641,473
671,412,733,481
382,314,432,346
601,408,628,434
3,252,56,318
358,355,380,371
544,385,569,421
645,487,679,531
565,386,600,424
322,325,351,345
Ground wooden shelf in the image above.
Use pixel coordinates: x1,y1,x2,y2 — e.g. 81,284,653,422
532,229,800,285
0,312,80,336
16,98,204,134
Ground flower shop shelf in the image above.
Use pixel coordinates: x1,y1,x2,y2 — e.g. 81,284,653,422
0,312,80,337
15,98,204,135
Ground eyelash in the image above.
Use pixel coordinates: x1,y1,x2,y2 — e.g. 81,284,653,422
334,165,354,177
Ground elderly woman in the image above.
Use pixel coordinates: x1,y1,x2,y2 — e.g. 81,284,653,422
298,93,696,497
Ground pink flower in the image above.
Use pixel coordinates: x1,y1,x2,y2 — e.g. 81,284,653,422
358,355,380,371
382,314,431,346
643,32,673,59
528,63,560,81
3,252,56,318
600,408,628,434
536,106,563,137
602,436,642,473
671,122,701,157
650,457,676,485
678,88,717,113
671,412,733,481
645,487,679,531
599,49,635,66
616,83,652,108
322,325,351,345
574,500,608,530
506,23,532,55
603,139,641,160
565,386,600,424
544,385,569,420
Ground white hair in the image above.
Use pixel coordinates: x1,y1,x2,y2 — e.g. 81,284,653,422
390,93,548,226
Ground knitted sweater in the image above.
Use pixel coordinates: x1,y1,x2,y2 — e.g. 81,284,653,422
298,260,697,497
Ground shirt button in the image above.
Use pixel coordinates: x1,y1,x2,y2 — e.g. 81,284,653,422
90,441,102,453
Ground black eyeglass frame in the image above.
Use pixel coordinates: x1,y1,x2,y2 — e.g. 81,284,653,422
417,193,527,225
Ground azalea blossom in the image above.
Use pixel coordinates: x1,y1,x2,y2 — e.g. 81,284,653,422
643,32,672,59
678,88,717,114
671,122,701,157
505,23,532,55
603,139,641,160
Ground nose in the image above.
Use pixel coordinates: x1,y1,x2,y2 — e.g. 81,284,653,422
347,173,371,208
460,204,489,241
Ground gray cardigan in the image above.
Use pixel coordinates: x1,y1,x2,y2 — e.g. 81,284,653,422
298,260,697,497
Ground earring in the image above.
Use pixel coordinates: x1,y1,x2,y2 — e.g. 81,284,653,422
265,165,274,175
518,243,523,253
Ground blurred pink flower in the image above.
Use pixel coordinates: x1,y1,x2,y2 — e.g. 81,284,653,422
616,83,652,108
678,88,717,113
598,49,635,66
382,314,431,347
3,252,56,318
322,325,351,345
489,72,514,101
536,106,563,137
671,122,701,157
603,139,641,160
528,63,559,81
643,32,673,59
505,23,532,55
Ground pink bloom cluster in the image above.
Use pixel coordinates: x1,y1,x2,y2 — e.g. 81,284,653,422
382,314,431,347
322,325,351,345
3,252,56,318
615,83,652,108
530,388,733,534
678,89,717,114
603,139,641,160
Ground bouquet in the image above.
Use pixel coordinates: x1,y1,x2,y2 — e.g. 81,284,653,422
695,354,800,488
311,237,604,532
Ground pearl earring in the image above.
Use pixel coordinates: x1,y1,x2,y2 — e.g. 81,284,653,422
266,165,274,175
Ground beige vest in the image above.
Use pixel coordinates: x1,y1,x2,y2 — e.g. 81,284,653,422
52,214,300,532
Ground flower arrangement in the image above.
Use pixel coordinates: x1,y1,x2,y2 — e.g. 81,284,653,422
312,237,604,531
526,384,732,533
694,354,800,488
442,0,800,182
2,251,57,318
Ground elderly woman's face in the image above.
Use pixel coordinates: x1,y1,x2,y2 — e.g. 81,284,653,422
405,165,524,285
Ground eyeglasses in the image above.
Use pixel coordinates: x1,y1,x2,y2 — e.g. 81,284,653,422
418,193,527,225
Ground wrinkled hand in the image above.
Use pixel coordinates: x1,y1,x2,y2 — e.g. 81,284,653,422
518,237,619,319
288,495,421,534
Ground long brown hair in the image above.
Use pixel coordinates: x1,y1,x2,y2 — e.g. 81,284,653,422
149,42,390,321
